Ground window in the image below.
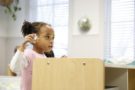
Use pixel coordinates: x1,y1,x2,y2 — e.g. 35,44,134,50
105,0,135,61
28,0,69,57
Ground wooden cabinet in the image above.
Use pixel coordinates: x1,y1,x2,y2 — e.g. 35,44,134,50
105,64,135,90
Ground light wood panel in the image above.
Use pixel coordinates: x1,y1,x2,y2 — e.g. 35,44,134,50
32,58,104,90
128,69,135,90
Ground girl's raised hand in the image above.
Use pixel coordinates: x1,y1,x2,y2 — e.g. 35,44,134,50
18,34,36,52
24,34,37,44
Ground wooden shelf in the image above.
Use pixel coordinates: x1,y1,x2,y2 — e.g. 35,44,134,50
105,63,135,90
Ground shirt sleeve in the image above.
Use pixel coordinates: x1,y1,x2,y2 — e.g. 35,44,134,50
9,49,31,75
9,50,23,75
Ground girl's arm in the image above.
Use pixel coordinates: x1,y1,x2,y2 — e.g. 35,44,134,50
9,42,28,75
9,34,35,75
9,50,23,75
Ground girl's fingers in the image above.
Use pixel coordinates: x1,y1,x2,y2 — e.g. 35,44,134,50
24,34,36,44
25,34,35,39
25,35,35,41
25,37,33,41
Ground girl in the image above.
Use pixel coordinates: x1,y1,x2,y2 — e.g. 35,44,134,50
9,23,54,75
20,21,54,90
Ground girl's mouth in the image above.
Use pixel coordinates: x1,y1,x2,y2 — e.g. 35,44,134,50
49,46,53,48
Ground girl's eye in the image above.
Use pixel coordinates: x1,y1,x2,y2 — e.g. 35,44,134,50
44,35,54,40
45,36,50,39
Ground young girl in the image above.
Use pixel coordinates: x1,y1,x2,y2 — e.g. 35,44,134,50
20,21,54,90
9,23,54,76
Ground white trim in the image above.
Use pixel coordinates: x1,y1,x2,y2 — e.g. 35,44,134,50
104,0,111,60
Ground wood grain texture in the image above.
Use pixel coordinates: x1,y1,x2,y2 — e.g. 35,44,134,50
128,69,135,90
32,58,104,90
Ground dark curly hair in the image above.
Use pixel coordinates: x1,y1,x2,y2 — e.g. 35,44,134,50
21,21,54,57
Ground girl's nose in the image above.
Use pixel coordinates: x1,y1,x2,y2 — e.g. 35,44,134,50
50,39,54,44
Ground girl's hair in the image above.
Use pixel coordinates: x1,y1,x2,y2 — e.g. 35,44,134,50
21,21,49,37
44,50,55,57
21,21,54,57
14,46,20,53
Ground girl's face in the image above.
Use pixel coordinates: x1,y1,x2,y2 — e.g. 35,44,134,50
34,25,54,53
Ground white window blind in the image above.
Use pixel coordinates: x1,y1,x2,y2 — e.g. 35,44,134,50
28,0,69,57
105,0,135,61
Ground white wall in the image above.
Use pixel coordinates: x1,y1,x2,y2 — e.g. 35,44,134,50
7,0,27,37
0,37,7,75
0,0,26,75
68,0,105,59
0,7,8,37
6,37,23,65
0,6,8,75
0,0,105,75
5,0,27,75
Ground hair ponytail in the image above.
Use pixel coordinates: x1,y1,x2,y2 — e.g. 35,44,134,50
21,21,37,37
